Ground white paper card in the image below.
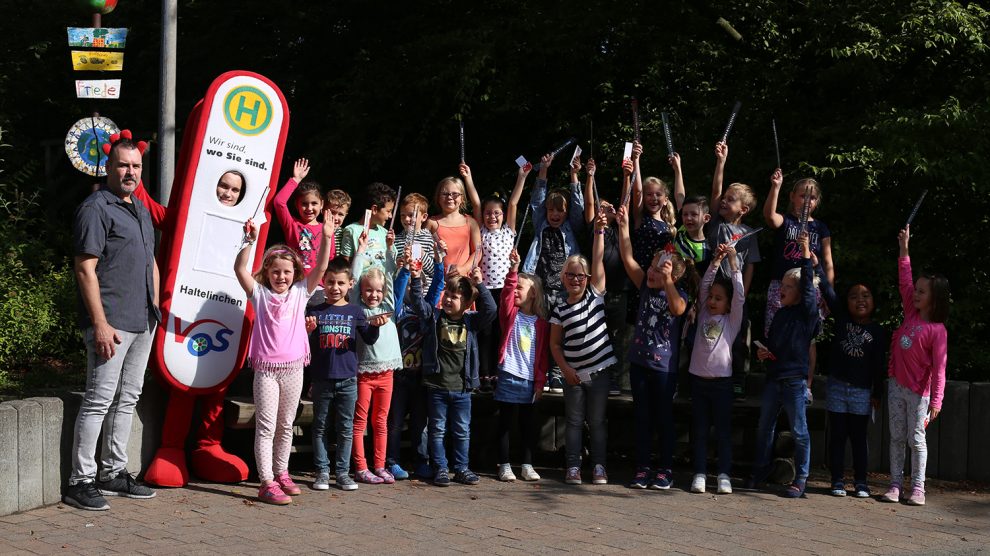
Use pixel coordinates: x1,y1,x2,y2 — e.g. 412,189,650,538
623,142,633,160
569,145,582,165
515,155,528,168
363,209,372,231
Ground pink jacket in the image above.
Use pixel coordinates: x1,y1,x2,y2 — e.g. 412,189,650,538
274,178,334,275
888,257,948,409
498,270,551,392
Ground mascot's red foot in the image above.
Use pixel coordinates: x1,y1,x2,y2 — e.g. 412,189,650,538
144,447,190,487
191,444,249,483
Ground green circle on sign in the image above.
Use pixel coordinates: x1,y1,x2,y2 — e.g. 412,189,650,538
223,85,273,136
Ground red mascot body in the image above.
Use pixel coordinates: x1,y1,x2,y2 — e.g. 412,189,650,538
140,71,289,487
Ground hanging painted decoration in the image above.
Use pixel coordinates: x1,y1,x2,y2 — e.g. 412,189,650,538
71,50,124,71
76,0,118,15
67,27,127,48
64,116,119,176
75,79,121,99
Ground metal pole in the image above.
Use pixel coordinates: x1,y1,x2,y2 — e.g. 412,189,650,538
158,0,177,204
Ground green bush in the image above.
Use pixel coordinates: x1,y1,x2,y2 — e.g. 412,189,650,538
0,129,82,387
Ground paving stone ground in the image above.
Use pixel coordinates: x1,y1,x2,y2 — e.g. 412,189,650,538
1,469,987,555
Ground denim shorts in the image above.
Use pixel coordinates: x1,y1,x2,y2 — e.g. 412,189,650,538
493,370,535,404
826,377,872,415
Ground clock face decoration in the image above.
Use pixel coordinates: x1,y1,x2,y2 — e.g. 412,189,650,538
65,116,119,177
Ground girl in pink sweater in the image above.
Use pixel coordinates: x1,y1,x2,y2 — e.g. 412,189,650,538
274,158,334,275
881,225,949,507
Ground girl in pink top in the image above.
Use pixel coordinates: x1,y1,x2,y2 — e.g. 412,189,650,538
274,158,335,275
235,211,335,505
881,225,949,507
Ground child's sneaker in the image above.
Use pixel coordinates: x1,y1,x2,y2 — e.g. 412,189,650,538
433,468,451,487
628,467,650,489
649,469,674,490
336,473,358,491
906,487,926,506
374,468,396,484
96,473,156,499
880,483,901,503
592,464,608,485
830,481,847,497
565,467,582,485
497,463,516,482
717,473,733,494
274,471,301,495
62,481,110,511
454,469,480,485
258,482,291,505
854,483,871,498
356,469,384,484
548,374,564,394
388,463,409,480
784,478,807,498
520,464,541,481
691,474,706,493
312,471,331,491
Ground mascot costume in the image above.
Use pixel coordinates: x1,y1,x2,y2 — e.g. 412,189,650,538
138,71,289,486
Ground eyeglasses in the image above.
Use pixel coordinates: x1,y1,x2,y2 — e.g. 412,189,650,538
484,211,504,217
564,272,589,282
440,192,463,199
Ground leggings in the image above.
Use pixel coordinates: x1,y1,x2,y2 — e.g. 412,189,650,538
828,411,869,484
353,371,394,471
253,369,304,483
497,402,537,465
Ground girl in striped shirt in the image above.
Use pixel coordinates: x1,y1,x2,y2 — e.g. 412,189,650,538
550,210,616,486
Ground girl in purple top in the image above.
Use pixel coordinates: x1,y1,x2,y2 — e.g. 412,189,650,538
881,225,949,507
235,211,335,505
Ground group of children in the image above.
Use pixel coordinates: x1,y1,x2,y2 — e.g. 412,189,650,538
235,140,949,508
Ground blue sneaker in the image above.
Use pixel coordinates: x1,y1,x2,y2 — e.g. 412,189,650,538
784,478,807,498
628,467,650,489
388,463,410,480
415,462,434,480
649,469,674,490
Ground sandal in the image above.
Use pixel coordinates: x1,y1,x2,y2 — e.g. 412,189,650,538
784,479,807,499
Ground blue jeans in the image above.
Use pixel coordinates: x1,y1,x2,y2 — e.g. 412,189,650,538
629,364,677,469
311,377,358,475
427,389,472,472
563,370,609,468
386,369,429,468
691,375,733,475
754,376,810,481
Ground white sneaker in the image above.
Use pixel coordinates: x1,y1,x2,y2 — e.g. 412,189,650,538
717,473,732,494
691,474,706,493
520,464,541,481
497,463,516,482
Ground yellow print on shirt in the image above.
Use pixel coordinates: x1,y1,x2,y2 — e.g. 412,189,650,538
518,321,535,354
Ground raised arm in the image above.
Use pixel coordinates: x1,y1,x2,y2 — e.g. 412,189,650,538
711,142,728,206
897,227,915,316
234,219,259,296
670,153,685,211
274,158,309,232
615,203,645,289
763,168,785,229
307,209,336,293
583,158,597,225
530,154,552,230
507,163,531,233
631,141,644,228
461,163,482,223
567,157,586,232
590,209,607,294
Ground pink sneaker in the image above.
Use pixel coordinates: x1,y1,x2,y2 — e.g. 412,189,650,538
374,468,395,484
258,482,291,505
906,487,926,506
356,469,384,484
275,472,301,495
880,483,900,503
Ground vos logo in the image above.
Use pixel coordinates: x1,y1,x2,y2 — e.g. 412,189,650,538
173,316,234,357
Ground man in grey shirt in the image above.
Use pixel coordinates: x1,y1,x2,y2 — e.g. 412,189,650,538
64,136,161,511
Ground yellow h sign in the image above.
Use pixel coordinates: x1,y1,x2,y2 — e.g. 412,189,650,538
223,86,272,136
